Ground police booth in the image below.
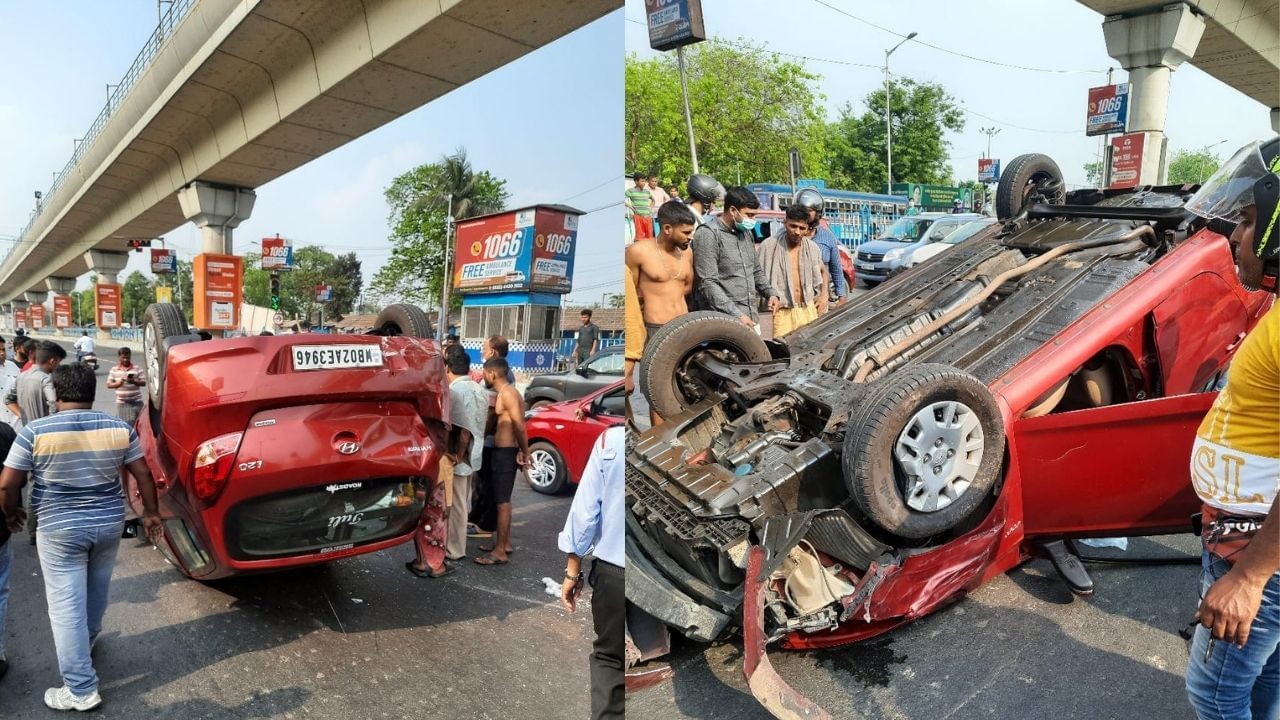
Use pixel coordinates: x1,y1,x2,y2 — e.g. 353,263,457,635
453,204,583,376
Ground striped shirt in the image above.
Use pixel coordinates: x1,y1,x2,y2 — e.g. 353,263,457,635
107,362,145,404
4,409,143,532
625,186,653,217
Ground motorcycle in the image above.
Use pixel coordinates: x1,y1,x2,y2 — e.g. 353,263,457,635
79,352,98,372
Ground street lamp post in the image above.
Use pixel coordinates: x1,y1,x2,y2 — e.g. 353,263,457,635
884,32,918,191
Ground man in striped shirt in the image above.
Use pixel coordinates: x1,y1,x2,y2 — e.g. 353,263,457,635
0,363,162,712
105,347,145,425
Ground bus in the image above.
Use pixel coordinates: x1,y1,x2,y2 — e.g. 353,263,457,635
746,183,910,247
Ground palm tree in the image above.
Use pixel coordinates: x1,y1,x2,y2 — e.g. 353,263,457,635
413,147,506,221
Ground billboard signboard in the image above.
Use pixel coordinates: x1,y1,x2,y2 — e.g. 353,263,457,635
261,236,294,271
14,309,26,330
1086,83,1129,136
454,206,582,295
96,283,122,329
315,284,333,302
1109,133,1145,189
53,295,71,329
646,0,705,51
30,304,44,330
155,286,173,304
978,158,1001,183
193,254,243,330
151,248,176,274
891,183,973,211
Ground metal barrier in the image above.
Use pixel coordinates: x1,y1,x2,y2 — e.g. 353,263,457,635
556,335,623,361
10,0,198,263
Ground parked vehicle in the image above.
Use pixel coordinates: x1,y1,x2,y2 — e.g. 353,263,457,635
523,381,626,494
627,153,1273,715
905,217,1000,267
524,345,623,408
855,212,983,285
125,302,445,580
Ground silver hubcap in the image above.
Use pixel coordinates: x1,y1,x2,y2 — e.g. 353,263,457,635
144,323,160,404
527,449,558,489
894,401,984,512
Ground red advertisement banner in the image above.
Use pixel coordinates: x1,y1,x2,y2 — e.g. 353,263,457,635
96,283,123,329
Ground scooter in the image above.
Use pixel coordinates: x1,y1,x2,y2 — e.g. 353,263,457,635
80,353,98,371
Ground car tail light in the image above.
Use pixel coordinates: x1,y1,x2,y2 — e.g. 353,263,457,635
192,432,243,502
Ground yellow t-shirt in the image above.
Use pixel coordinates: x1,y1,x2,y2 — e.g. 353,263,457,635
1190,303,1280,515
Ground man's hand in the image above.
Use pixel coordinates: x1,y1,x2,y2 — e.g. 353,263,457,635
1197,567,1269,647
767,296,781,313
141,511,164,544
816,295,830,315
516,450,528,468
737,315,756,328
561,576,584,613
4,507,25,535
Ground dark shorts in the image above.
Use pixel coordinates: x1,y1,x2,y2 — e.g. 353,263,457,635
490,447,518,504
644,322,662,349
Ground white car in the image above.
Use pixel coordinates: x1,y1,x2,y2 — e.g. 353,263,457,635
906,217,999,266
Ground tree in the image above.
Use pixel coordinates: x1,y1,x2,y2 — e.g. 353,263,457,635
372,149,508,306
827,79,965,192
242,247,361,323
625,40,830,185
153,259,194,323
1083,161,1104,187
1167,149,1222,185
121,271,153,328
605,292,625,308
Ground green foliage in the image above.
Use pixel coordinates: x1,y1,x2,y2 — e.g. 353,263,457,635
605,292,625,308
244,246,362,323
1167,149,1222,185
827,80,965,191
624,40,829,186
152,259,194,323
120,271,152,327
1083,161,1104,187
372,149,508,305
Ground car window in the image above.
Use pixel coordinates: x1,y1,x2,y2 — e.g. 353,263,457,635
944,220,995,244
598,387,626,416
927,220,964,240
588,351,624,374
881,217,931,241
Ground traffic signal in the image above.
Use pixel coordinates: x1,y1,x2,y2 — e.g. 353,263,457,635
270,273,281,310
127,238,152,253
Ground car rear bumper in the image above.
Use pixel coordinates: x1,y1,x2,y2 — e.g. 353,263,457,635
625,516,733,642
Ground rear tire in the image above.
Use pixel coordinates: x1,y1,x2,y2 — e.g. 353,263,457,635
842,363,1004,539
996,153,1065,221
372,303,433,338
639,311,772,418
526,441,569,494
142,303,189,412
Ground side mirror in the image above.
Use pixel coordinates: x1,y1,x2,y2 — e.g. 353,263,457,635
576,366,595,378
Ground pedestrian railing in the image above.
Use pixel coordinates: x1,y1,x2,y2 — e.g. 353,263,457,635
9,0,198,265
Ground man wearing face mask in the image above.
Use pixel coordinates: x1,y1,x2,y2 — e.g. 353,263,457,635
691,186,780,330
1181,137,1280,720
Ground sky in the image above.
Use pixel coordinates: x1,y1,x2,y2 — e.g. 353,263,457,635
624,0,1275,189
0,3,624,305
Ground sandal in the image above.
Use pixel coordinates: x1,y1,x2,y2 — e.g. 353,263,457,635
473,552,509,566
405,560,455,579
478,544,515,554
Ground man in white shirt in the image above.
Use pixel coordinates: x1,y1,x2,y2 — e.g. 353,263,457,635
647,175,669,208
72,332,95,364
0,338,19,429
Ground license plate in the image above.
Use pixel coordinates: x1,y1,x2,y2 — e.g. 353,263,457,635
857,262,877,271
292,345,383,371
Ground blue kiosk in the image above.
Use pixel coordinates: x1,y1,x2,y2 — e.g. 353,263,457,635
452,204,583,376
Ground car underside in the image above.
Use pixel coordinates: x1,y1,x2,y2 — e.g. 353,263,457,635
626,171,1270,694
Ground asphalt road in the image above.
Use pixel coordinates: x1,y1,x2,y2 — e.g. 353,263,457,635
627,534,1205,719
0,338,596,719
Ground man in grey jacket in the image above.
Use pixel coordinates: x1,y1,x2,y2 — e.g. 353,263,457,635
691,186,780,330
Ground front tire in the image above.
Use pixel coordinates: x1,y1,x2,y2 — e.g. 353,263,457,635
526,441,569,494
142,303,189,412
842,364,1005,539
638,311,772,418
996,153,1065,221
372,303,433,338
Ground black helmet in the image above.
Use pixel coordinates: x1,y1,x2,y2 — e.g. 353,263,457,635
793,188,824,213
686,174,721,205
1188,137,1280,263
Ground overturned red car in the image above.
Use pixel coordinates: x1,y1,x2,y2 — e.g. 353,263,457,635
626,154,1273,715
124,303,446,580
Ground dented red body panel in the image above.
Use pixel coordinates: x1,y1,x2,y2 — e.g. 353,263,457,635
125,334,448,579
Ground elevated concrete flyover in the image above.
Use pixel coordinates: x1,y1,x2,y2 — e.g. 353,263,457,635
0,0,617,302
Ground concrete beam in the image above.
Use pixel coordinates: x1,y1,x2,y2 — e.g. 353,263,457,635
23,291,48,306
84,250,129,285
176,182,256,255
45,277,76,295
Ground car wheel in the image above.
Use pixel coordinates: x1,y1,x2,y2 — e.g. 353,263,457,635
996,153,1065,221
371,303,433,338
529,399,554,410
142,303,189,413
842,363,1004,539
639,311,772,418
526,441,568,494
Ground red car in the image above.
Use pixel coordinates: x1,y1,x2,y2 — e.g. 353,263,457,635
627,155,1273,716
524,381,626,494
124,303,446,580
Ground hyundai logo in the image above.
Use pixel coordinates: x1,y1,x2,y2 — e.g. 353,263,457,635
336,441,361,455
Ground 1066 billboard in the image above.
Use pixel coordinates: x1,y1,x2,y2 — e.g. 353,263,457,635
453,206,581,295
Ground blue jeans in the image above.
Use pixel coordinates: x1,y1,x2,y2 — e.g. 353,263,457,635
1186,549,1280,720
0,538,11,660
37,523,123,695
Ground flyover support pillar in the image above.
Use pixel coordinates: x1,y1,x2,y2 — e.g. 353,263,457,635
176,182,256,255
1102,3,1205,185
45,277,76,336
23,292,48,336
84,251,129,341
1272,107,1278,134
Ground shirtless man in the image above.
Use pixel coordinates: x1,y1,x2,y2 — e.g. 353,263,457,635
627,201,697,424
474,356,527,566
